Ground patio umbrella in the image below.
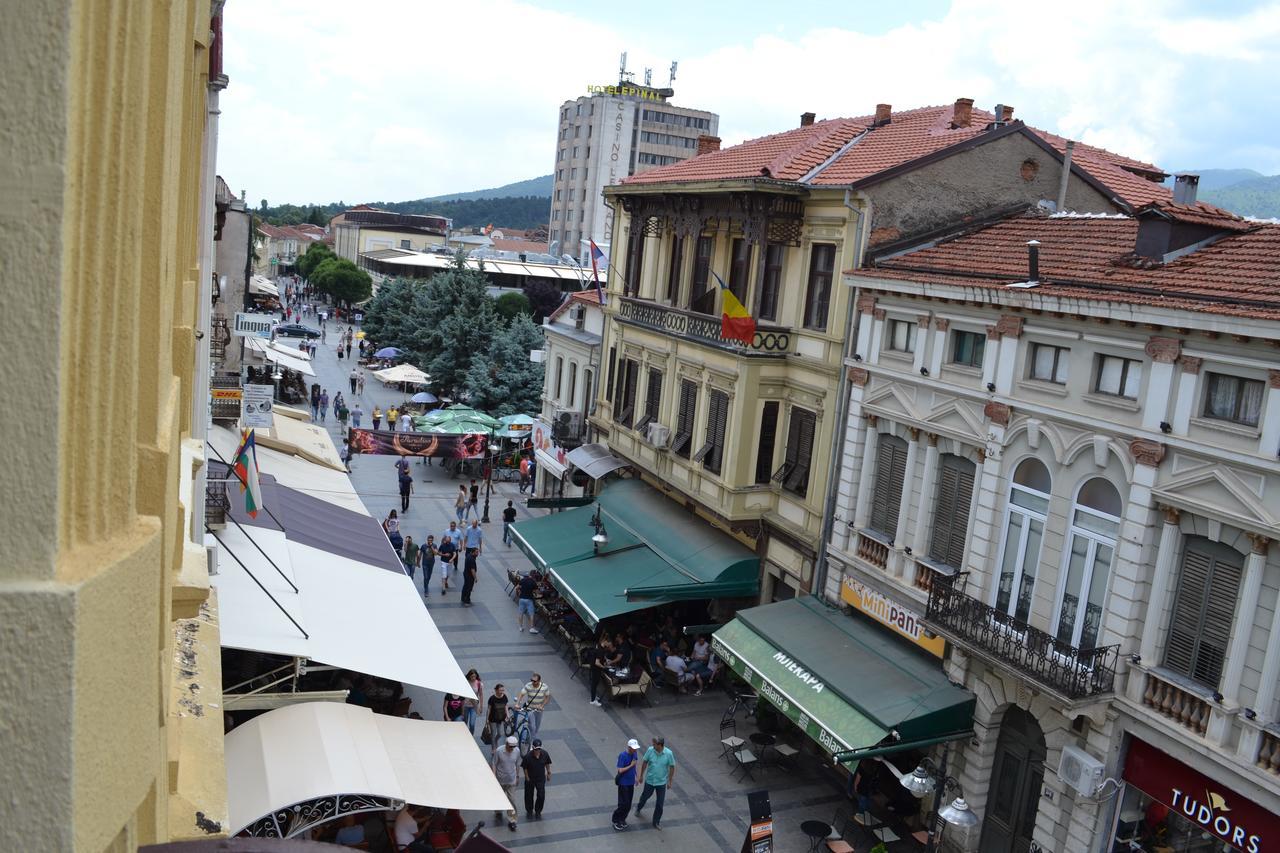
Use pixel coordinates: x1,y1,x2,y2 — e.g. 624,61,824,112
373,364,430,386
410,391,439,404
418,419,493,434
374,346,402,358
498,414,537,427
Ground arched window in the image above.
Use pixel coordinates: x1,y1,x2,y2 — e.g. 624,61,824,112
553,356,564,399
567,362,578,408
994,458,1051,622
1054,478,1122,649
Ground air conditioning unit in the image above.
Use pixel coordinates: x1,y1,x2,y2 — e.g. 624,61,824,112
553,409,584,443
570,304,586,330
1057,744,1104,797
647,422,671,448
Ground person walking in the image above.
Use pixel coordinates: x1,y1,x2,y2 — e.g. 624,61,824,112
454,485,467,523
634,737,676,830
402,536,419,584
522,739,552,821
611,739,642,831
333,392,344,422
518,455,530,494
419,535,436,596
345,340,352,359
382,509,403,556
465,480,480,520
388,406,400,432
436,535,457,595
337,398,349,431
516,674,550,738
351,403,363,429
516,572,538,634
318,390,329,423
398,410,412,433
492,736,521,832
340,438,352,473
485,684,510,754
349,367,358,394
357,370,365,395
310,386,321,421
464,669,484,734
372,405,382,430
502,500,517,546
443,693,466,724
398,467,413,513
461,546,478,606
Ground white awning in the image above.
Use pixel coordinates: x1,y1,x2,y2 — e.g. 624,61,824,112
249,275,280,296
226,702,512,836
566,442,628,480
534,446,566,479
374,364,430,385
244,336,315,376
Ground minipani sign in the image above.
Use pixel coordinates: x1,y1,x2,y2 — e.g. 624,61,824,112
841,577,946,658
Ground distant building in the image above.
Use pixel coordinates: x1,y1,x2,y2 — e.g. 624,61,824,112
549,82,718,262
255,222,322,276
213,176,251,373
332,207,450,262
535,290,605,498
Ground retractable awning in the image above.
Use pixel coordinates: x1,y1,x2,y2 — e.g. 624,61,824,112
712,596,974,759
244,336,315,376
565,443,628,480
226,702,512,837
510,479,758,628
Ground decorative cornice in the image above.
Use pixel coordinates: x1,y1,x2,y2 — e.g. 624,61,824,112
984,401,1012,426
847,367,869,386
985,325,1001,340
1129,438,1167,467
917,314,931,328
1177,355,1202,375
856,292,876,313
1158,504,1181,525
1248,533,1271,556
1144,336,1181,364
873,308,886,321
865,413,878,426
994,315,1025,338
934,318,950,332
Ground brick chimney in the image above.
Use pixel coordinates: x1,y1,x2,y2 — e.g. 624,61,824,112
696,135,721,155
1001,104,1015,122
874,103,892,125
800,112,816,127
951,97,974,128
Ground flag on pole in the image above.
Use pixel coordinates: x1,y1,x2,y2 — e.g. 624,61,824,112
589,240,608,306
232,428,263,518
712,271,756,345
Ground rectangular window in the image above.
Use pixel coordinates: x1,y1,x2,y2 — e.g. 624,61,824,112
1029,343,1070,384
615,358,639,427
1164,541,1243,688
666,236,684,303
554,189,561,202
951,330,986,368
625,223,646,296
399,239,411,250
928,454,976,570
1094,355,1141,398
585,146,591,159
691,389,729,475
570,168,577,179
1203,373,1264,427
803,243,836,330
759,243,784,322
754,401,780,485
553,356,564,398
671,379,697,458
728,238,750,303
887,319,917,353
690,234,714,312
868,436,908,537
572,146,579,158
773,407,817,497
605,345,617,401
636,367,662,431
567,363,578,408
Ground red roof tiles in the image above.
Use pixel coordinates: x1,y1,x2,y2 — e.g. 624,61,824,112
856,213,1280,321
622,103,1175,210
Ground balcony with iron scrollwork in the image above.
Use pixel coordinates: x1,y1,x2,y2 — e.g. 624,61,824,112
925,572,1119,702
617,297,793,357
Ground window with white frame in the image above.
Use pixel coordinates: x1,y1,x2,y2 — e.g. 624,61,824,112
994,458,1051,623
951,330,985,368
887,319,917,354
1029,343,1069,384
1053,478,1121,649
553,356,564,399
1203,372,1264,427
1094,354,1141,398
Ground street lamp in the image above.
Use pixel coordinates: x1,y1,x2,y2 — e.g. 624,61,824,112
898,745,979,852
480,441,499,523
589,505,608,554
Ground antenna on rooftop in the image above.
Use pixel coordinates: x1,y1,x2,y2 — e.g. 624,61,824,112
668,61,678,86
644,67,652,87
619,52,633,84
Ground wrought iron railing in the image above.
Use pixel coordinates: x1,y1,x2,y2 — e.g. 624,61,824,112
617,297,793,356
206,479,229,527
926,573,1118,700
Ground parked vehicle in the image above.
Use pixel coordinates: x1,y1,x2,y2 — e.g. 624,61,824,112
274,323,321,339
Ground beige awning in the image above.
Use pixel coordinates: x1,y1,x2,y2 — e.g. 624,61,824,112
374,364,430,386
226,702,512,836
248,275,280,296
244,336,315,377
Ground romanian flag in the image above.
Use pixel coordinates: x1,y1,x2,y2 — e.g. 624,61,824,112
712,271,756,345
232,428,263,518
589,240,608,306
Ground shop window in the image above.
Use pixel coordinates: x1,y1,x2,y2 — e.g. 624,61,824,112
994,458,1050,623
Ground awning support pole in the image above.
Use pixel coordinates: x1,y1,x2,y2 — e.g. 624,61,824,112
831,729,973,764
206,440,300,594
207,525,309,639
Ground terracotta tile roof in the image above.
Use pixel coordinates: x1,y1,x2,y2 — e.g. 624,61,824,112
856,212,1280,320
547,287,602,321
622,103,1175,209
492,238,550,254
1138,202,1253,231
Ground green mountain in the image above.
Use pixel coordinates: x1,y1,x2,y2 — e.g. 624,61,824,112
422,175,553,203
1177,168,1264,192
1200,174,1280,219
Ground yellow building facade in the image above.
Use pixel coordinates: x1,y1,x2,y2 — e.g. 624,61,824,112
0,0,226,849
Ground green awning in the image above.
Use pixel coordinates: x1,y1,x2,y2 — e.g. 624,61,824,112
508,479,759,629
713,597,974,757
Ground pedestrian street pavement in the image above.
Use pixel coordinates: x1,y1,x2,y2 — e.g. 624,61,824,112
291,301,863,852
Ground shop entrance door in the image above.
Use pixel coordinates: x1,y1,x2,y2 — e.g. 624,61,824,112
978,706,1045,853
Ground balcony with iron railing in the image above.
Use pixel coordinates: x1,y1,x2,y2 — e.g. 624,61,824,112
925,572,1119,702
617,296,793,357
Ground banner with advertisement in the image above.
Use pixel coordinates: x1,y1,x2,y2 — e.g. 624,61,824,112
841,577,946,658
348,428,487,459
531,417,569,477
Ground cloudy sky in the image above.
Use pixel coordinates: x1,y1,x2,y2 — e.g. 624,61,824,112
220,0,1280,206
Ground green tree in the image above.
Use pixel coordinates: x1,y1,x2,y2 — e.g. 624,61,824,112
409,266,499,398
522,279,565,323
296,241,334,280
361,277,418,352
311,257,372,306
494,290,532,323
464,314,545,416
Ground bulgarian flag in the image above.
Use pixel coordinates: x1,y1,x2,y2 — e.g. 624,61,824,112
589,240,608,306
712,271,756,345
232,428,263,518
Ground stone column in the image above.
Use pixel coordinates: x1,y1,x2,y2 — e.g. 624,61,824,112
834,370,869,551
1130,506,1182,703
868,308,887,366
892,428,921,577
911,314,930,375
929,318,948,376
981,325,1000,389
852,416,880,530
993,315,1023,395
1171,355,1202,434
910,434,940,553
1260,369,1280,457
853,292,875,360
1239,566,1280,761
1141,336,1181,432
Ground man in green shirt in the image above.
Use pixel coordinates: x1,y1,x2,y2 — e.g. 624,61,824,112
402,536,419,583
634,737,676,830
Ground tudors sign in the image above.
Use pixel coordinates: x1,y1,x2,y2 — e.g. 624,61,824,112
1122,737,1271,853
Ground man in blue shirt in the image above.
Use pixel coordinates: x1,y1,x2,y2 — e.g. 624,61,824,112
611,738,641,830
463,519,484,552
634,737,676,830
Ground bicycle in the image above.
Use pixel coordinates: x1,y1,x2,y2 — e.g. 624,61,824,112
726,689,758,721
506,704,535,753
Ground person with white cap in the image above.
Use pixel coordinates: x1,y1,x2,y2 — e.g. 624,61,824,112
491,735,522,832
611,738,642,830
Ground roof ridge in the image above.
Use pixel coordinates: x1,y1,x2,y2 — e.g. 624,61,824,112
763,119,864,178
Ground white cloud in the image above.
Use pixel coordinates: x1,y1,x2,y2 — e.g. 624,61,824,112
218,0,1280,204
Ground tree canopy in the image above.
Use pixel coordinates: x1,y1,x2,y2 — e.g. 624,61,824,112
310,257,372,305
494,290,532,323
296,241,334,280
464,314,545,417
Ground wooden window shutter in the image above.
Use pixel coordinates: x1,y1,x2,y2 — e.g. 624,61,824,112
781,409,816,496
755,401,780,484
929,455,974,569
869,436,906,537
672,380,696,457
1165,540,1243,688
636,368,662,431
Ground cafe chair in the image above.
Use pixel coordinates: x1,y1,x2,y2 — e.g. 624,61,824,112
731,747,758,781
611,670,652,707
719,715,745,761
824,807,857,853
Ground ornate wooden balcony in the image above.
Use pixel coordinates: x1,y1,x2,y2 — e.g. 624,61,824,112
925,572,1119,701
617,297,793,357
